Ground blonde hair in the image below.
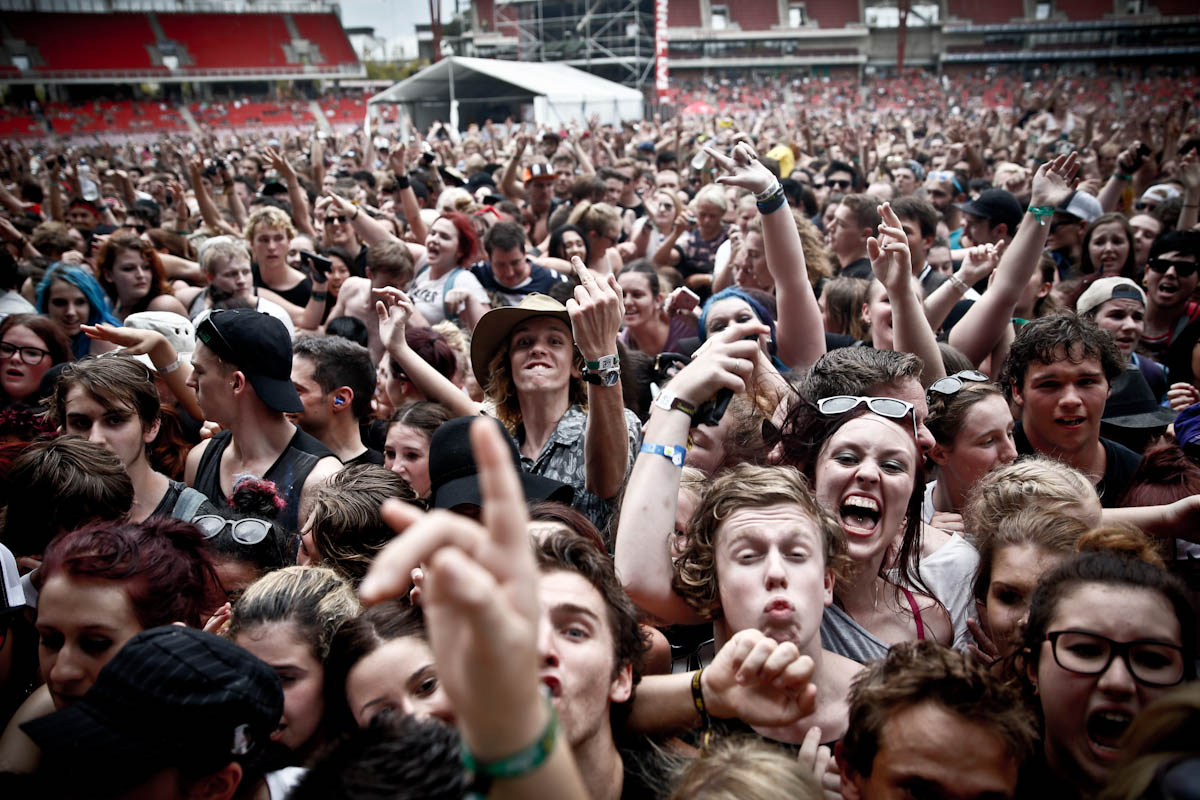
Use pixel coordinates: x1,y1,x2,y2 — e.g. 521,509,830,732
432,320,470,385
695,184,728,211
567,200,620,235
244,206,296,243
229,565,361,662
667,736,822,800
198,235,252,277
965,456,1100,541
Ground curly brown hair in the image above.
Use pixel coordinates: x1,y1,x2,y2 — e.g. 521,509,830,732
483,332,588,434
671,464,849,620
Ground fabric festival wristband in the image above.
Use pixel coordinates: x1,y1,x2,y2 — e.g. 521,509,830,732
311,292,328,303
461,693,560,780
692,668,714,750
1027,206,1054,226
755,181,782,202
757,188,786,215
1113,172,1132,182
641,442,687,467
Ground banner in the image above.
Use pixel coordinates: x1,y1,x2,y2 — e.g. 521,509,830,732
655,0,669,99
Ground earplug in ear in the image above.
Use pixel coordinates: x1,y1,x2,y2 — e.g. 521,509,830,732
334,397,346,406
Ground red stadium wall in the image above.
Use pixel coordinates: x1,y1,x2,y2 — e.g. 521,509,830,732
806,0,860,28
729,0,780,31
945,0,1025,25
669,0,703,28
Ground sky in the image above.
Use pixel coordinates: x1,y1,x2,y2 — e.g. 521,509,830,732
338,0,440,59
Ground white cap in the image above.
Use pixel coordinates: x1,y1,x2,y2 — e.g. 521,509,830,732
1,541,27,611
1076,277,1147,317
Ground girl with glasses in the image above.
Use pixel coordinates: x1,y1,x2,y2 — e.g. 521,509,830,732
0,314,71,417
1016,547,1195,797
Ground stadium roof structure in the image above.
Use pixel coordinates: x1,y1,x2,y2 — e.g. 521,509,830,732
367,56,643,131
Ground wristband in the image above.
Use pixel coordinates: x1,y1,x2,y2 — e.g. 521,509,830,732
351,205,360,221
640,441,687,467
692,668,714,751
156,354,184,375
311,291,328,303
1113,172,1133,182
395,173,411,190
756,186,787,216
947,274,969,293
461,692,559,780
754,181,782,203
584,354,619,371
1027,205,1054,226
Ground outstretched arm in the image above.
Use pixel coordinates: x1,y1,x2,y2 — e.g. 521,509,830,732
872,202,946,386
708,142,825,370
949,152,1079,366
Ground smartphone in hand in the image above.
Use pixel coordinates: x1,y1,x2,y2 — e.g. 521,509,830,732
299,250,333,281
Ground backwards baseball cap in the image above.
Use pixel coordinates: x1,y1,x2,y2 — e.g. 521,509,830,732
956,188,1023,236
23,626,282,791
1076,277,1147,317
195,308,303,413
1056,190,1103,224
428,416,573,510
523,162,556,183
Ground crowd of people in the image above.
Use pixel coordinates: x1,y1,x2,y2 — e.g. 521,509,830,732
0,62,1198,799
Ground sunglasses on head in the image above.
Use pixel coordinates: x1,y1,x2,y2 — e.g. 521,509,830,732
1148,258,1198,278
817,395,918,441
927,369,991,398
193,515,272,546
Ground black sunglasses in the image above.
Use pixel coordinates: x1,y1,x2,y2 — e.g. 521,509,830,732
325,215,351,225
1134,201,1157,212
1148,259,1198,278
828,179,852,190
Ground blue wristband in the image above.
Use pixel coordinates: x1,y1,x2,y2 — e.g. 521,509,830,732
641,441,687,467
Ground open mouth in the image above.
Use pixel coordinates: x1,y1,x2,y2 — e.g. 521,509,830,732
1087,709,1133,756
1056,416,1086,430
840,495,881,536
540,676,562,698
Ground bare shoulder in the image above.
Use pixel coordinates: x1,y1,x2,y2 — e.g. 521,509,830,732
184,437,213,485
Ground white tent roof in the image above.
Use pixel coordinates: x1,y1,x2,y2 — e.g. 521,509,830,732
367,56,643,129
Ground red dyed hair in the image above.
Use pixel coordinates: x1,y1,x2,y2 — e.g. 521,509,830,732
36,518,220,629
96,232,173,307
438,211,480,266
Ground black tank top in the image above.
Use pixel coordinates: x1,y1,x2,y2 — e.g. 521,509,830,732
251,261,313,307
193,429,321,534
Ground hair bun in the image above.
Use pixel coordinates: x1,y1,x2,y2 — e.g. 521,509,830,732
229,475,285,518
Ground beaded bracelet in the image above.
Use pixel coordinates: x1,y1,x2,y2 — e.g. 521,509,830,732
641,441,687,467
1027,205,1054,226
461,693,560,781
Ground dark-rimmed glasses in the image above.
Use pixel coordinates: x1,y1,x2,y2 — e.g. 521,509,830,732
1046,630,1185,687
1148,259,1198,279
0,341,51,365
817,395,918,440
193,515,272,546
928,369,990,397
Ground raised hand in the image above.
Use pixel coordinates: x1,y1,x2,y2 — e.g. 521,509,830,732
868,202,912,292
81,323,165,355
705,142,776,195
1029,150,1080,209
958,240,1006,286
565,256,623,363
263,146,295,181
374,286,414,356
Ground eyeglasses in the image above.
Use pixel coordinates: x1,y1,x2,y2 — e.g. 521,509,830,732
928,369,990,397
325,215,351,225
827,179,852,190
1046,630,1186,687
817,395,918,440
1148,259,1198,278
193,515,272,546
0,341,51,365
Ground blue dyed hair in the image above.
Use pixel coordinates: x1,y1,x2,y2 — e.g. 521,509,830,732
697,287,779,357
36,263,121,358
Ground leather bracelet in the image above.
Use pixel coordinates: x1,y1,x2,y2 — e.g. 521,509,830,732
692,668,714,751
756,188,787,216
461,692,559,780
395,173,411,190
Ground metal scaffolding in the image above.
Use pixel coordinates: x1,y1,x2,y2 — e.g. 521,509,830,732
470,0,655,87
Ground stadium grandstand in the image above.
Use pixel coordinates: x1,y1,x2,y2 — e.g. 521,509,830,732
0,0,365,140
443,0,1200,89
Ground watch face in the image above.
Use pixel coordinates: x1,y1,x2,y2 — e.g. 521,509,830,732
602,371,620,387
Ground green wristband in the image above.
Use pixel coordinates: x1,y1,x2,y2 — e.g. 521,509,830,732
1113,173,1133,182
1027,205,1054,226
461,694,560,780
